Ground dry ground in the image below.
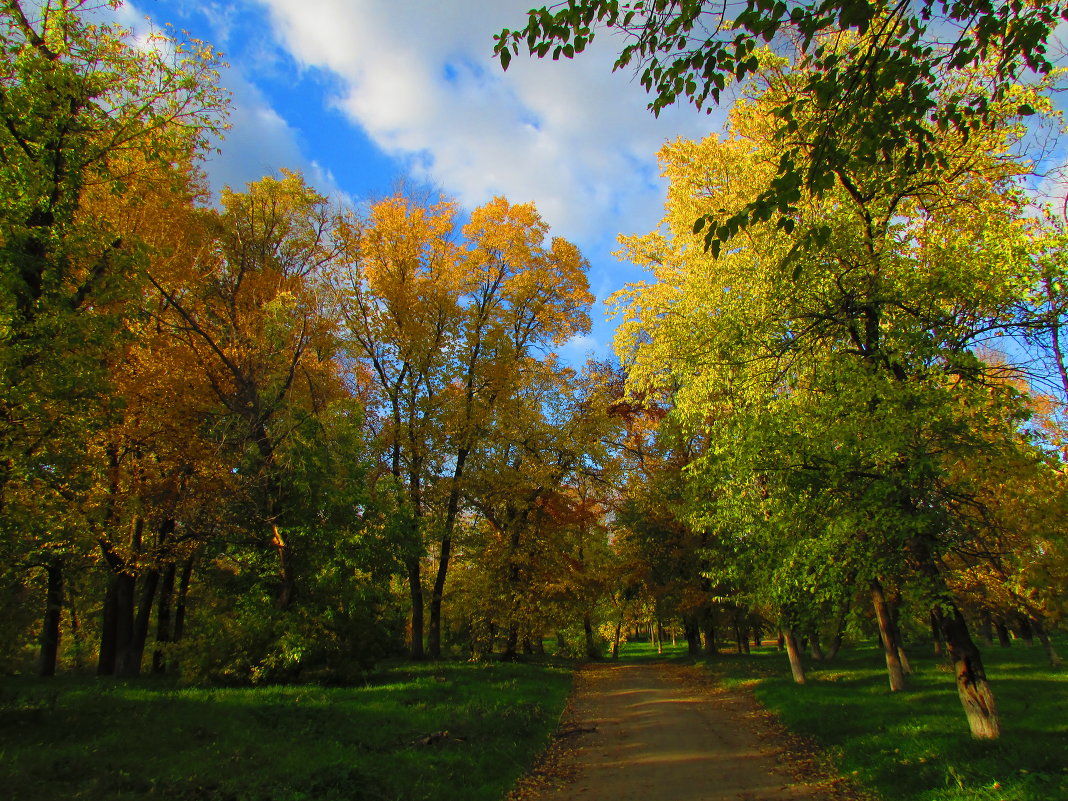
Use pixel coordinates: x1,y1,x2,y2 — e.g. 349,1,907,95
509,661,871,801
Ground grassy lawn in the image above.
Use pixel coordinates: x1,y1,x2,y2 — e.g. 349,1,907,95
0,659,573,801
700,640,1068,801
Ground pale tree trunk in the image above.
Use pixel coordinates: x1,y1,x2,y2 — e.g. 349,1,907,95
871,579,907,691
934,604,1000,739
784,628,806,685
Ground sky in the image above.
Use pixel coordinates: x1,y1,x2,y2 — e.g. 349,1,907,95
117,0,729,364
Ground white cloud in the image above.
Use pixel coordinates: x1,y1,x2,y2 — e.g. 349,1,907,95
253,0,720,242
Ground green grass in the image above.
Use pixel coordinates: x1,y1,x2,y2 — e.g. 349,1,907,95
0,659,573,801
699,641,1068,801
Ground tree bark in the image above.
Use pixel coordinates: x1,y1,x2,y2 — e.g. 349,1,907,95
995,620,1011,648
784,628,806,685
125,567,160,677
583,613,598,659
808,628,824,661
979,609,994,647
153,562,176,674
871,579,907,691
933,604,999,739
427,447,469,660
38,557,63,677
1031,617,1063,667
406,555,424,660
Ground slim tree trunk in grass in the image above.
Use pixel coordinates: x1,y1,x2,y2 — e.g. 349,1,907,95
784,628,806,685
871,580,907,691
612,618,622,659
888,595,913,675
934,604,1000,739
38,558,63,677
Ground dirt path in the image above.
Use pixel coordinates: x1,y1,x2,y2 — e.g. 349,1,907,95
512,661,862,801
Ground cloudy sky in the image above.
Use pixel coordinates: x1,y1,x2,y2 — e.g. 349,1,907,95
119,0,729,363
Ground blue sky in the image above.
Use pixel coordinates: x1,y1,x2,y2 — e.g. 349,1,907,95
120,0,726,364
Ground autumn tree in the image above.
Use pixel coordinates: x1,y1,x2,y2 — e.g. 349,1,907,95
336,193,593,659
0,0,226,502
612,44,1055,737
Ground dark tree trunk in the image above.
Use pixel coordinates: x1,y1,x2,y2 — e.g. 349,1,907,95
612,617,622,659
152,562,176,674
1030,617,1063,667
427,448,469,660
825,599,849,660
932,610,945,655
110,571,137,677
979,609,994,647
776,629,785,651
808,628,824,661
888,593,912,675
38,558,63,677
784,628,806,685
1015,616,1034,646
126,568,160,677
173,558,194,645
583,613,599,659
995,620,1011,648
933,604,999,739
701,611,717,656
871,579,907,691
502,624,519,661
406,556,424,660
683,614,701,656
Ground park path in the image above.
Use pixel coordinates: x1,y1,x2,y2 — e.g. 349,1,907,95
512,661,859,801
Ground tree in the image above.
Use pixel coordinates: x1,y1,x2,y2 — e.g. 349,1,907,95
495,0,1065,252
336,193,593,659
0,0,226,500
611,47,1052,737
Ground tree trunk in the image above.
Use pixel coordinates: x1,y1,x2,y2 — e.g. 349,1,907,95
683,615,700,656
173,558,194,644
406,556,424,660
979,609,994,647
1015,616,1034,646
1030,617,1063,667
888,592,913,675
784,628,806,685
270,524,296,609
871,579,907,691
776,628,785,651
153,562,176,674
933,604,999,739
583,613,598,659
701,612,717,656
502,624,519,661
38,558,63,677
807,628,824,660
124,568,160,677
932,610,946,655
612,617,622,659
995,620,1011,648
427,447,469,660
